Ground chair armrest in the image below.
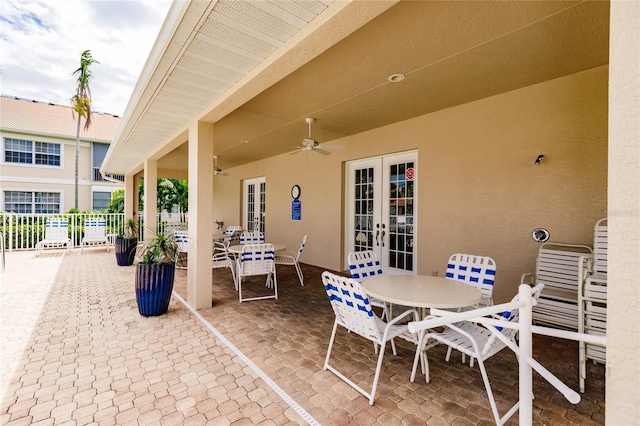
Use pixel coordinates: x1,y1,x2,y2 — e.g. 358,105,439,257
387,308,419,327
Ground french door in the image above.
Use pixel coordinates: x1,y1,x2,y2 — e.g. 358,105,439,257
345,151,417,274
243,177,265,232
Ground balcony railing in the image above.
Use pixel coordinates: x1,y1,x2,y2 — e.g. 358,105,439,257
0,212,189,251
93,167,124,183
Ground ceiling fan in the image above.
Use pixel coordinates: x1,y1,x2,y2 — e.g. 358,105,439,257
290,118,345,156
213,156,227,176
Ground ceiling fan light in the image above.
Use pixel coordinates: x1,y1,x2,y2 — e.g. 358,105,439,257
388,73,405,83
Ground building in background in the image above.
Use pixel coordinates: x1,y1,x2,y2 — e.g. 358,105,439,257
0,95,123,213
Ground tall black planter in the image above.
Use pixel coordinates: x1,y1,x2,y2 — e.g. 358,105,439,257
135,263,175,317
115,237,137,266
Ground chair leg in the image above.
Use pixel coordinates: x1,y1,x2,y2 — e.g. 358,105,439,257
324,320,339,370
229,266,238,291
369,340,388,405
295,262,304,286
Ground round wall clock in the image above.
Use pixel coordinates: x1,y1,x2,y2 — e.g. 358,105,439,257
291,185,301,199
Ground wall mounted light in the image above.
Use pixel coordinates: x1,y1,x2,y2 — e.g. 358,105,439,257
535,154,545,165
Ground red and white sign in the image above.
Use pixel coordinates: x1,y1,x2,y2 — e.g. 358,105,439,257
405,167,414,180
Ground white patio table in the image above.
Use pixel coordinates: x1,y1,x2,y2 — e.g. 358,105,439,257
362,274,482,319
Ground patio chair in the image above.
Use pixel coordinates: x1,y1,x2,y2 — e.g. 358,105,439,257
275,235,307,286
81,218,109,253
348,250,389,320
578,217,607,393
225,225,242,235
446,253,497,307
410,283,545,424
236,243,277,302
240,231,264,244
174,230,189,269
322,271,418,405
213,241,237,290
35,218,72,256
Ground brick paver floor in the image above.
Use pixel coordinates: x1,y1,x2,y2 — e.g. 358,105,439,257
1,249,605,425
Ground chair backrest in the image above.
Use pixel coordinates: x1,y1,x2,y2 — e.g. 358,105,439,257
84,218,106,238
225,225,243,235
238,243,275,276
45,218,69,240
481,283,545,356
592,218,607,273
322,271,381,342
240,231,264,244
446,253,496,300
295,235,308,260
174,230,189,253
347,250,383,281
534,243,592,292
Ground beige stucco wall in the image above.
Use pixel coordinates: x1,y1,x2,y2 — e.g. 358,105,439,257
606,0,640,423
0,132,116,212
213,65,608,304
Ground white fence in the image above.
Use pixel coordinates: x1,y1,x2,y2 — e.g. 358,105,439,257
0,212,189,251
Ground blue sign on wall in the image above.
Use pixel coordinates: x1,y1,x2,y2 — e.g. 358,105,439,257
291,199,301,221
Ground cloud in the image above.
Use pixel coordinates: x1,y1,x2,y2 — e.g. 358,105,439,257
0,0,172,116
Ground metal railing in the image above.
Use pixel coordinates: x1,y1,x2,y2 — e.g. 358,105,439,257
408,285,606,425
0,211,189,251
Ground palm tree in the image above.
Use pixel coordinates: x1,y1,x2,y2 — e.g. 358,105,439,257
71,50,99,210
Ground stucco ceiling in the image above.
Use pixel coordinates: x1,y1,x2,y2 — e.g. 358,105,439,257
103,0,610,176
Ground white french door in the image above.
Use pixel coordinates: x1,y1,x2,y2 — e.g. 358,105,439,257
345,151,417,274
243,177,266,232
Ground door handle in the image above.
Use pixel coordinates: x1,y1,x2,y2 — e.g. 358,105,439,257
375,223,380,246
381,223,386,247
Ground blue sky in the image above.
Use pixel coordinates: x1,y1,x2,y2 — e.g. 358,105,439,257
0,0,173,116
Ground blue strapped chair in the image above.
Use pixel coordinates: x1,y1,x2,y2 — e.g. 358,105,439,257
446,253,497,306
411,283,545,425
81,218,109,253
322,271,418,405
347,250,389,320
239,231,264,245
236,243,277,302
35,218,72,256
174,230,190,269
445,253,497,362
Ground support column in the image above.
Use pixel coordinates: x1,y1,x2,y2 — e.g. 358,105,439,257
188,121,214,309
143,159,157,242
124,173,135,220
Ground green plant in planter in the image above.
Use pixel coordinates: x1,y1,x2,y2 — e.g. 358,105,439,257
135,230,180,317
138,231,179,265
115,218,138,266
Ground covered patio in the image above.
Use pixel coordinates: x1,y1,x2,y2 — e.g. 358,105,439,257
99,0,637,423
1,250,605,424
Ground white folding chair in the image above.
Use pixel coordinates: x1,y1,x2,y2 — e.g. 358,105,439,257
81,218,109,253
35,218,72,256
236,243,277,302
411,283,545,425
212,241,237,290
348,250,389,320
275,235,307,286
322,271,418,405
174,230,189,269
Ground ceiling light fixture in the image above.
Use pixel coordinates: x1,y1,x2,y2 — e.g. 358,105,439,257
388,73,405,83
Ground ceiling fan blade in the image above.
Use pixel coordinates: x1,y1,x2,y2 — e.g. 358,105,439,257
313,148,332,156
289,149,304,155
320,144,346,150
